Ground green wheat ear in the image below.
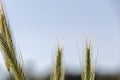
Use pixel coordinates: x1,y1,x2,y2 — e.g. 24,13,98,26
84,43,91,80
51,47,64,80
82,41,96,80
0,2,25,80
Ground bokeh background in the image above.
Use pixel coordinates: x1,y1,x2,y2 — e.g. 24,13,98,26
0,0,120,80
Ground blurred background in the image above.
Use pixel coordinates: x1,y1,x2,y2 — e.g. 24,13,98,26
0,0,120,80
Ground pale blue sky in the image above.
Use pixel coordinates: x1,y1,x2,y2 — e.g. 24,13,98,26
0,0,120,74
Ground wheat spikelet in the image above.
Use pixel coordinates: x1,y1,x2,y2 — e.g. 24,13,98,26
82,41,97,80
0,1,25,80
84,43,91,80
52,47,64,80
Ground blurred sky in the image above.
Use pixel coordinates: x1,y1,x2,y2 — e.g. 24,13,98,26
0,0,120,75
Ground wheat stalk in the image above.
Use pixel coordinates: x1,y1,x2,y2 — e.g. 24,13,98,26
51,47,64,80
0,1,25,80
84,43,91,80
82,41,96,80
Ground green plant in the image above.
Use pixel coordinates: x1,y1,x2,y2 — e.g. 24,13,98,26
51,47,64,80
0,3,25,80
82,42,96,80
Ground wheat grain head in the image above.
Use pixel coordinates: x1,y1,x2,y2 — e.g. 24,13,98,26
51,46,64,80
0,1,25,80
